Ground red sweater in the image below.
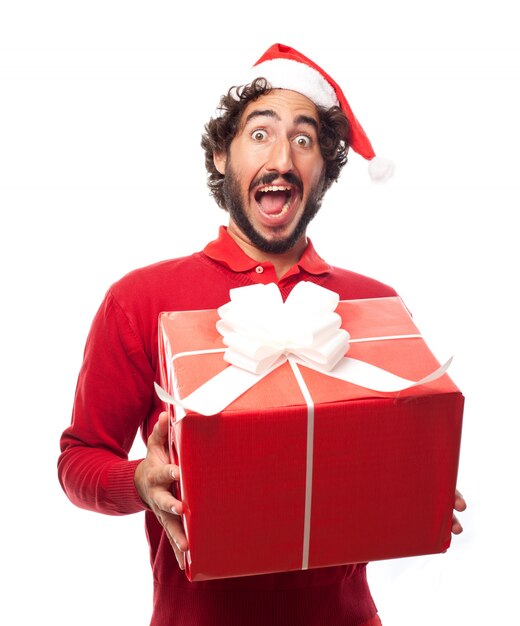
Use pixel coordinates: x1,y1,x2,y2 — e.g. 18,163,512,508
59,227,397,626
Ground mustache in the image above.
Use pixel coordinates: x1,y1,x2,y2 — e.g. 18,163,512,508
250,172,303,194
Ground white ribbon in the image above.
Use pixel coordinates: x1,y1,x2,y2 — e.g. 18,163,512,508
155,283,453,572
155,283,451,417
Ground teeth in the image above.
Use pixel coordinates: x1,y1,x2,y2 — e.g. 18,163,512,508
259,185,291,193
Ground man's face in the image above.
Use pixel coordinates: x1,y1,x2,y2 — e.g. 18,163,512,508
214,90,326,254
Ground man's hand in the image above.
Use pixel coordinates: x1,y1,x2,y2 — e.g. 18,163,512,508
134,411,188,569
452,488,466,535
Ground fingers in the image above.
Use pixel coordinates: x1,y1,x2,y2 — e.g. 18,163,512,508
135,411,189,568
454,489,467,513
156,509,188,569
152,471,183,515
452,514,463,535
135,458,189,566
452,488,466,535
145,465,188,567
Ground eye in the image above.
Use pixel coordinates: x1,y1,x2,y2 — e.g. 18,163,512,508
251,129,268,142
294,134,312,148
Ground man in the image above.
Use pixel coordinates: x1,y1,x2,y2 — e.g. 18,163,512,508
59,44,466,626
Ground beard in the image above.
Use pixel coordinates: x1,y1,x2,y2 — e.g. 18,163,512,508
222,166,326,255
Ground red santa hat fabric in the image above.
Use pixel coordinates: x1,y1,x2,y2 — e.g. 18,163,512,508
240,43,394,182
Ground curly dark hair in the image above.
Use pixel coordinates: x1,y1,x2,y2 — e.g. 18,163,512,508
201,78,351,210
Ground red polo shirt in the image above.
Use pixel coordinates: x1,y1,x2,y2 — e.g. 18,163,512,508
59,227,396,626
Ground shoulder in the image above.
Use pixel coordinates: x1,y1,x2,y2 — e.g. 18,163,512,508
105,249,238,317
107,252,218,312
111,253,202,294
91,253,207,358
322,264,398,300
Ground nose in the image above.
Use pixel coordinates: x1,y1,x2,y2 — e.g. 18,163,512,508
266,137,294,174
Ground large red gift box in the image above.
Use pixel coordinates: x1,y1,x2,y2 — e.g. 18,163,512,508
157,295,464,582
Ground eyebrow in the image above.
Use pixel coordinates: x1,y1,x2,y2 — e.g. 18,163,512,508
242,109,319,132
294,114,319,132
243,109,279,125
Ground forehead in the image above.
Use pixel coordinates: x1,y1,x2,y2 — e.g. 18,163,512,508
239,89,320,127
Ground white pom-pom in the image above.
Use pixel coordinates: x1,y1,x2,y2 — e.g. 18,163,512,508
368,156,395,183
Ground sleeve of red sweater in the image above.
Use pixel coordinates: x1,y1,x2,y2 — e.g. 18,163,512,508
58,289,154,515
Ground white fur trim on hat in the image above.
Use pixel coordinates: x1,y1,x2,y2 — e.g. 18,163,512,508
238,58,339,109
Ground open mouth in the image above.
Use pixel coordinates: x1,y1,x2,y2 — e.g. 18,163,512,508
254,184,297,220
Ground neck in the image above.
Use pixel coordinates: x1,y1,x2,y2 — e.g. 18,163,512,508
227,223,307,279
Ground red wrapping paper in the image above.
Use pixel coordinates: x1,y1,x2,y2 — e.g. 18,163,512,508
158,297,464,581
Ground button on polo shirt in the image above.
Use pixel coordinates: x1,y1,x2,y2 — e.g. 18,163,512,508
203,226,331,285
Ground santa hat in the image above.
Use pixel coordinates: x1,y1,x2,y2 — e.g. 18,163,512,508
237,43,394,182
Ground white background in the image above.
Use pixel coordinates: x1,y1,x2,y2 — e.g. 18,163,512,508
1,1,518,624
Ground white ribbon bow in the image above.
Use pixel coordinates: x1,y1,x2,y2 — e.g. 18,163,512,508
217,281,350,376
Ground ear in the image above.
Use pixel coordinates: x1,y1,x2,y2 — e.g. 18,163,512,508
213,151,227,175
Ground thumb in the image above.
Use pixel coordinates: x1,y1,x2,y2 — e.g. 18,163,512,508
149,411,170,448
